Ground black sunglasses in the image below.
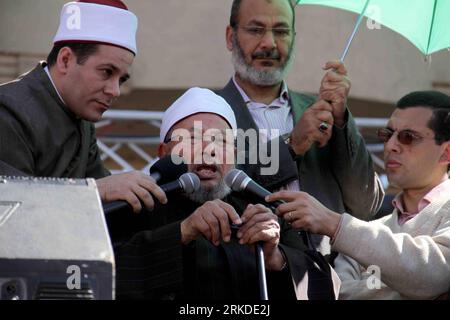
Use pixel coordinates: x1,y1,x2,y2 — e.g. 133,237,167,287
377,128,433,145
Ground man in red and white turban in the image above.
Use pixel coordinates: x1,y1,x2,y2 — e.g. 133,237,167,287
0,1,168,213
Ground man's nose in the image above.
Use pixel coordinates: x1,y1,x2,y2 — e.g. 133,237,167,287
201,140,216,157
259,29,277,49
104,80,121,98
384,132,401,154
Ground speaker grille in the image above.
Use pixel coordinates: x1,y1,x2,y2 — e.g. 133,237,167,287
36,283,95,300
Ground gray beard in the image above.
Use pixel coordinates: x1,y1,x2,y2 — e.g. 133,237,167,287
185,179,232,203
231,34,295,87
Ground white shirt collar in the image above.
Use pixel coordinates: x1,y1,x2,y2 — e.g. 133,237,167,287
44,66,66,105
232,75,289,105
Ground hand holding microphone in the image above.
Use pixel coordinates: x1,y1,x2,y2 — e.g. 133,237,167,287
180,199,242,246
224,169,313,248
102,172,200,215
224,169,285,209
266,190,341,238
102,155,198,214
97,170,168,214
224,169,290,300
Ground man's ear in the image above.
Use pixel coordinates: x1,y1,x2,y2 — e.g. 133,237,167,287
447,144,450,162
439,141,450,163
226,25,234,52
55,47,75,75
158,143,168,158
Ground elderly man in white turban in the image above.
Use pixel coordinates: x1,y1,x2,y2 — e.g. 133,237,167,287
111,87,339,301
0,0,168,212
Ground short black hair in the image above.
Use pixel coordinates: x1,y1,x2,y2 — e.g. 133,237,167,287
397,91,450,145
46,42,99,67
397,90,450,172
230,0,296,29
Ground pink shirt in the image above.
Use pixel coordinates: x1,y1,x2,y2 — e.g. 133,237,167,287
393,178,450,225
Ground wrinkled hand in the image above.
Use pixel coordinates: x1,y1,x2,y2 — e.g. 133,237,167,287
290,100,334,155
320,60,351,128
237,204,285,271
180,199,242,245
266,191,341,237
97,171,167,213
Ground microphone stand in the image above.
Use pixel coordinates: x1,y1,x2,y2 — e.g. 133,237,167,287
253,201,314,301
254,202,281,301
255,242,268,300
226,169,316,301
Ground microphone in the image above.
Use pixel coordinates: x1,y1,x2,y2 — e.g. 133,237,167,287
102,173,200,214
225,169,313,250
160,172,200,194
149,154,188,184
225,169,284,209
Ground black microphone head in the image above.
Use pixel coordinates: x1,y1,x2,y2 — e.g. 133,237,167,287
149,154,188,184
224,169,250,192
178,172,201,194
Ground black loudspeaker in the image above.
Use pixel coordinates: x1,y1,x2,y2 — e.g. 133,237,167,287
0,177,114,300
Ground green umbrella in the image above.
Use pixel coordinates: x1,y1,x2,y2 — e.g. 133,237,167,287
295,0,450,60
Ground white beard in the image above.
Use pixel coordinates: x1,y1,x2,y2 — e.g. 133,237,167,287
231,34,295,87
185,178,232,203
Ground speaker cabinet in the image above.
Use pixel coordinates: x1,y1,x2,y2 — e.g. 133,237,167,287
0,177,114,300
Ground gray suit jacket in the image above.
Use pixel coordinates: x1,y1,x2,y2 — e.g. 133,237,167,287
217,80,384,252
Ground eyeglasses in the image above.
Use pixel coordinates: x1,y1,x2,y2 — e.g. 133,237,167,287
237,25,294,40
165,134,235,147
377,128,434,145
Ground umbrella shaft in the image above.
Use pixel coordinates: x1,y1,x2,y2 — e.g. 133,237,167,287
340,0,371,61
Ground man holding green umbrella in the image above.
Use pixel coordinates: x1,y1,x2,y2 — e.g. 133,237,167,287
217,0,384,255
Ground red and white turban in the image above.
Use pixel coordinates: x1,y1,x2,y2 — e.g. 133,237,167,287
53,0,138,55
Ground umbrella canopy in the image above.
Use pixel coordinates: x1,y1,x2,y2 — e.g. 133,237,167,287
296,0,450,56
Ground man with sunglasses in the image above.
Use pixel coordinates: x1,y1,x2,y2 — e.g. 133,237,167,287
217,0,384,254
266,91,450,299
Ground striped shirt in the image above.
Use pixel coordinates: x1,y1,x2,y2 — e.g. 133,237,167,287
232,76,300,192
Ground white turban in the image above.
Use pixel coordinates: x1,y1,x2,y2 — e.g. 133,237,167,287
160,87,238,142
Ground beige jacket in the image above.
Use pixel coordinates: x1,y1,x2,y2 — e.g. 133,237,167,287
333,193,450,299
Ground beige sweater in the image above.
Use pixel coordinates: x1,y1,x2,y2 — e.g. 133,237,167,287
333,194,450,300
